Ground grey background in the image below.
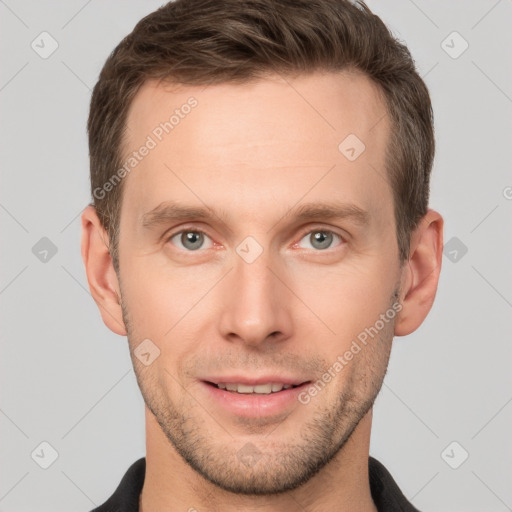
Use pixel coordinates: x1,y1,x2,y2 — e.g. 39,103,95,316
0,1,511,511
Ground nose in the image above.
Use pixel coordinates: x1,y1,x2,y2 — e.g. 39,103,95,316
217,247,293,348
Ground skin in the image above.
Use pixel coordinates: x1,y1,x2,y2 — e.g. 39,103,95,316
81,70,443,512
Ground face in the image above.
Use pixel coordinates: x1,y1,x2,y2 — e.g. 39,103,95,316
117,71,402,494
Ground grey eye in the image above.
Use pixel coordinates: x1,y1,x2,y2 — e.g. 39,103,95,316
169,230,213,251
298,230,342,250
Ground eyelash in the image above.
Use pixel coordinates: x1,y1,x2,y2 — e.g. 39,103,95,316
165,226,345,252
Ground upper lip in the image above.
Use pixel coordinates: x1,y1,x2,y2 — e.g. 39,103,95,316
203,376,310,386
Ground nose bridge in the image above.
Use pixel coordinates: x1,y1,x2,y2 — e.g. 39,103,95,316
218,242,291,345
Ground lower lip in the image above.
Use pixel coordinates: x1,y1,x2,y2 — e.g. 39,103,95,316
201,381,310,418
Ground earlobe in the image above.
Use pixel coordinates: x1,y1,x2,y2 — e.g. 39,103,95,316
81,205,127,336
394,209,444,337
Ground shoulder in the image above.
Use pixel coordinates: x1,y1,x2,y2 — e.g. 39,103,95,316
90,458,146,512
369,456,421,512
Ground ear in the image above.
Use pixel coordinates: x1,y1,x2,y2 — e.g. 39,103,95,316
81,205,127,336
394,209,444,336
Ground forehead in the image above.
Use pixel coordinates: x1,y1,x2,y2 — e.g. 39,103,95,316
124,71,388,156
120,71,391,229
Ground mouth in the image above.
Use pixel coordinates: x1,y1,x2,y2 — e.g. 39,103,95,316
200,378,312,418
204,381,305,394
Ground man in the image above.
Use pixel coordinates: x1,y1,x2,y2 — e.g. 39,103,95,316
81,0,443,510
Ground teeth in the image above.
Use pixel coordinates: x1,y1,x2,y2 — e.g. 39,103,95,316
216,382,295,394
253,384,272,394
237,384,256,393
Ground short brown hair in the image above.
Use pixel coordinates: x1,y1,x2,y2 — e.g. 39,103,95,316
88,0,434,270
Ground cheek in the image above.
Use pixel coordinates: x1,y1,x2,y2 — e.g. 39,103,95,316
291,261,396,346
120,259,214,336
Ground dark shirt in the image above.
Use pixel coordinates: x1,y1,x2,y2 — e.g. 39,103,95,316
91,456,420,511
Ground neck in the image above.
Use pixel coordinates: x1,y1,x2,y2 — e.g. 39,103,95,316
140,407,377,512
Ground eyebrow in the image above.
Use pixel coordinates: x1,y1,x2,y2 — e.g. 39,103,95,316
141,200,370,231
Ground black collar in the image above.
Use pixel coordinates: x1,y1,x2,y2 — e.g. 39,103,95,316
91,456,420,511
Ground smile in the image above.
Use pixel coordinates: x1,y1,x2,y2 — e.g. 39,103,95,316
201,379,311,418
209,382,300,394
